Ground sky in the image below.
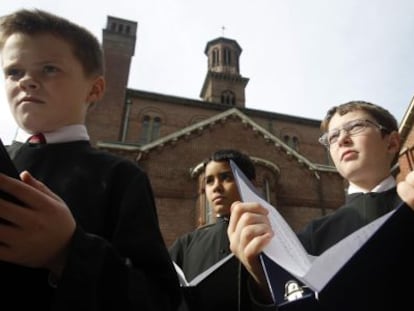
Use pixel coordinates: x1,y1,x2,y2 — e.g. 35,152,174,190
1,0,414,144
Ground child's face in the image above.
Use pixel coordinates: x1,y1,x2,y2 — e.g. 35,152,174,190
204,160,241,218
327,110,399,190
1,32,104,134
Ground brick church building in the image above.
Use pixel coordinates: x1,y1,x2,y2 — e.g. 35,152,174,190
85,15,411,247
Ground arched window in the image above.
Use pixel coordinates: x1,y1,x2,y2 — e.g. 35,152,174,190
221,90,235,106
223,48,231,65
139,115,150,144
151,117,161,141
292,136,299,151
197,173,214,226
262,178,271,202
203,195,215,225
212,48,219,67
139,115,162,144
283,135,299,151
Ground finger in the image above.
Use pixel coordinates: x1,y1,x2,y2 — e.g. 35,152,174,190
0,173,28,207
0,173,60,210
229,202,255,236
228,201,243,235
405,171,414,186
397,182,414,209
242,232,273,260
0,197,33,227
20,171,63,202
229,202,269,230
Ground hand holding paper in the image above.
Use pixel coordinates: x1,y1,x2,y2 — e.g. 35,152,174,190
230,160,399,294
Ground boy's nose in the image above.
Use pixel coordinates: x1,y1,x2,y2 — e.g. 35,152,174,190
337,130,352,146
18,75,40,90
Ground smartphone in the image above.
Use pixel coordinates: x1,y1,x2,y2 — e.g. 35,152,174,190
0,138,21,204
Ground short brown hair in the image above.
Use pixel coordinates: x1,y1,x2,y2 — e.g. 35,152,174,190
0,9,104,77
320,100,398,134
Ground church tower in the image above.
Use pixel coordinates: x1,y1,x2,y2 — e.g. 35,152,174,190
86,16,137,145
200,37,249,108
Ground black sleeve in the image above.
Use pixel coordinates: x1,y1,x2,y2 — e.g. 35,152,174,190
52,168,182,311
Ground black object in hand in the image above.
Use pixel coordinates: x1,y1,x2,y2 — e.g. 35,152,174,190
0,138,21,204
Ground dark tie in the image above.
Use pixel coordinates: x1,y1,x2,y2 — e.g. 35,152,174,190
28,133,46,144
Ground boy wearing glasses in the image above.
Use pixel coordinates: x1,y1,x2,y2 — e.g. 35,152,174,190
228,100,414,309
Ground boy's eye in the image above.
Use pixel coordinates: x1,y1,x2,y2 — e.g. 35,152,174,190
347,121,365,133
328,130,340,144
43,65,59,73
5,68,23,79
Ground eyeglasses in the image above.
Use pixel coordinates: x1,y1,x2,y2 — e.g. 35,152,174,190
318,119,388,148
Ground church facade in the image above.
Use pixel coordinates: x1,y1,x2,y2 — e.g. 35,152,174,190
85,16,409,246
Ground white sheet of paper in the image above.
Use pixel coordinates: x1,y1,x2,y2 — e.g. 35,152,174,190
173,253,234,287
230,160,396,293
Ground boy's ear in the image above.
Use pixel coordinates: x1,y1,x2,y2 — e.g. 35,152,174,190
387,131,400,154
86,76,105,103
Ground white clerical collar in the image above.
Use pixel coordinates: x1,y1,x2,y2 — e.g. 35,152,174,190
348,175,396,194
15,124,89,144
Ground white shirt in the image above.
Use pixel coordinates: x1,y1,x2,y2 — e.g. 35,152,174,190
347,175,396,194
15,125,89,144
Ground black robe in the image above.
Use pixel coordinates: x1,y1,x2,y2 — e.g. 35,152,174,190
275,188,414,311
2,141,181,311
298,188,402,255
169,217,254,311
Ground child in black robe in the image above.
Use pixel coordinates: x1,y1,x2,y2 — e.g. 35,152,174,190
228,100,414,310
169,149,257,311
0,8,180,310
